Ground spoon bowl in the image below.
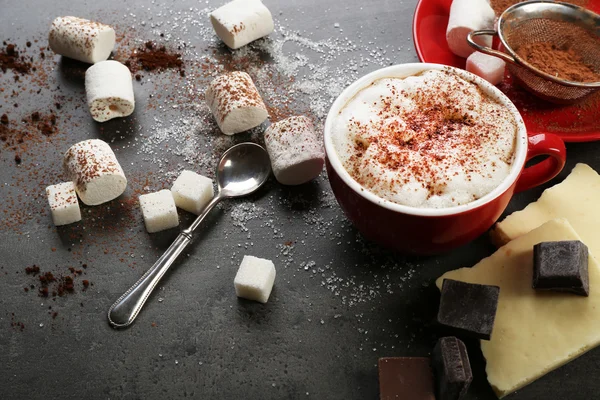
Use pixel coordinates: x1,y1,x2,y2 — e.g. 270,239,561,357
218,142,272,198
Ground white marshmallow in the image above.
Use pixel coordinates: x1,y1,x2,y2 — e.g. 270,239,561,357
46,182,81,226
85,60,135,122
466,51,506,85
210,0,274,50
171,170,214,215
205,71,268,135
63,139,127,206
139,189,179,233
234,255,276,303
264,116,325,185
446,0,495,58
48,16,115,64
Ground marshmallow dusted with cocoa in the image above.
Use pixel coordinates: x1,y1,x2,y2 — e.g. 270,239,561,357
264,116,325,185
63,139,127,206
46,182,82,226
210,0,274,50
205,71,268,135
85,60,135,122
48,16,116,64
446,0,495,58
466,51,506,85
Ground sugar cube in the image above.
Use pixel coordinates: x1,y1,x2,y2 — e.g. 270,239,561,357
46,181,81,226
466,51,506,85
171,170,214,215
139,189,179,233
234,255,276,303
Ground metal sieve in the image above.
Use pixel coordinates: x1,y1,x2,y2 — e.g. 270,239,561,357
467,1,600,104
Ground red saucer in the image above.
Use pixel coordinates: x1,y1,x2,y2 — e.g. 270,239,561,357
412,0,600,142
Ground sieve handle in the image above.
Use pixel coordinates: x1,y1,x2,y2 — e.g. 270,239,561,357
467,30,517,64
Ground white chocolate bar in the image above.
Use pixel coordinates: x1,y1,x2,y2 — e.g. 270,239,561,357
492,164,600,257
210,0,274,50
264,116,324,185
437,219,600,398
205,71,268,135
85,60,135,122
63,139,127,206
48,16,115,64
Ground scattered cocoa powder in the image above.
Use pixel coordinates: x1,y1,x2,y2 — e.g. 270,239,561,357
516,41,600,82
10,313,25,331
0,42,33,74
25,264,40,275
124,41,184,76
1,111,58,150
24,265,91,298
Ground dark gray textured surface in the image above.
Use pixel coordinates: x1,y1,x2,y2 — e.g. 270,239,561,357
1,0,600,399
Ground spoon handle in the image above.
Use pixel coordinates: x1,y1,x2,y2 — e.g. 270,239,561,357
107,195,222,328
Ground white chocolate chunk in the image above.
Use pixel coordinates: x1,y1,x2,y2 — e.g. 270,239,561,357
234,255,276,303
139,189,179,233
48,16,115,64
492,164,600,256
466,51,506,85
446,0,495,58
46,182,81,226
171,170,214,215
210,0,274,50
63,139,127,206
437,219,600,398
205,71,268,135
85,60,135,122
264,116,325,185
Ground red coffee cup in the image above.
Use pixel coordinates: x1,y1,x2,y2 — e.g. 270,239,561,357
324,63,566,254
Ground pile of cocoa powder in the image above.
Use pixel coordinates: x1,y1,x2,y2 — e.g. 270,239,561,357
490,0,588,16
517,41,600,82
123,41,185,78
0,42,33,75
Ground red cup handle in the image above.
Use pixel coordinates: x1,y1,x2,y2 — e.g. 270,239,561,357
515,133,566,193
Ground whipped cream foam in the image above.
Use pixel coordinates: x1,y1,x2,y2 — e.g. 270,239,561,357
331,69,517,209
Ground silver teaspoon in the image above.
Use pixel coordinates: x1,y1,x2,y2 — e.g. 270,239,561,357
107,142,271,329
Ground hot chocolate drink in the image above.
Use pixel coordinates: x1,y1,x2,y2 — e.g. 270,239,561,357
331,69,518,209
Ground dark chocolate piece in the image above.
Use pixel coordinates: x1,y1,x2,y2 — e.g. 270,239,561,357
533,240,589,296
432,337,472,400
437,279,499,340
378,357,435,400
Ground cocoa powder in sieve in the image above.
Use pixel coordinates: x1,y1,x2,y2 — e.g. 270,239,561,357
490,0,589,16
516,42,600,83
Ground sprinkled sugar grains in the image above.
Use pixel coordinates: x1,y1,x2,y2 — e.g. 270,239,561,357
1,3,421,353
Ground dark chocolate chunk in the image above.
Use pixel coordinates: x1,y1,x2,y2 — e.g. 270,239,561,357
378,357,435,400
437,279,499,340
533,240,589,296
432,337,472,400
